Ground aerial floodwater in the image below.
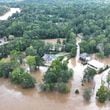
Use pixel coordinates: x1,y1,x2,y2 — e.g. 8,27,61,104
0,38,109,110
0,8,21,20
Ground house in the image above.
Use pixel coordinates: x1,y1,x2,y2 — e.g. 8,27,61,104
79,53,91,62
43,54,56,66
87,60,105,71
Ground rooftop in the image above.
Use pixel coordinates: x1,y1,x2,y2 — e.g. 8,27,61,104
80,53,89,58
87,60,104,69
43,54,56,62
80,53,91,61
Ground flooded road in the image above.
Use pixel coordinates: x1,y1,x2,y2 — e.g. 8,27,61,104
0,8,21,20
0,38,110,110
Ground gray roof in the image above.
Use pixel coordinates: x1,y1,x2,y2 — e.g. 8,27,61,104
43,54,56,62
80,53,89,58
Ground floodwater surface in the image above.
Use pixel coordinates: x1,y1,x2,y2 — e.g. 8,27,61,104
0,38,110,110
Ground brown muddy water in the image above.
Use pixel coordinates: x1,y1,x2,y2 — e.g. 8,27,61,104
0,38,110,110
92,54,110,65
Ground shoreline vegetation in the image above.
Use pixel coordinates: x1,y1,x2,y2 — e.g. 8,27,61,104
0,0,110,109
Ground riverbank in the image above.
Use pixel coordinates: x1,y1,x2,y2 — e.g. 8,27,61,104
0,8,21,20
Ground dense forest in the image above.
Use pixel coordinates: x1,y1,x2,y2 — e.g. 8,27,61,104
0,0,110,57
0,5,9,16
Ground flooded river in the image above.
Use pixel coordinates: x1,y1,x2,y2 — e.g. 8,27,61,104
0,38,110,110
0,8,21,20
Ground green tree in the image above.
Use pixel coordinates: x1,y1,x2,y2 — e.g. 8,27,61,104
21,73,36,88
25,46,36,56
70,46,76,57
26,56,36,71
10,67,24,84
10,50,21,63
83,67,96,83
96,85,108,103
104,43,110,56
35,56,43,69
0,59,15,78
56,82,70,93
10,67,36,88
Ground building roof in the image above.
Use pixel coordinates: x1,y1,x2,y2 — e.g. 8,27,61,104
80,53,91,61
80,53,89,57
87,60,104,69
43,54,56,62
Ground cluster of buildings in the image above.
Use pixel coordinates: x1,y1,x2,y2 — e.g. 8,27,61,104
79,53,107,72
42,52,108,72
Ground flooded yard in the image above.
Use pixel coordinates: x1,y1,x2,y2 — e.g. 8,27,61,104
0,37,110,110
0,63,109,110
0,76,109,110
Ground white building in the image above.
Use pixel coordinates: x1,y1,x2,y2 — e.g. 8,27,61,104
87,60,105,71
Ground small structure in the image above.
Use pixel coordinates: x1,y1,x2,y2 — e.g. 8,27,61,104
87,60,105,71
79,53,91,62
43,54,56,66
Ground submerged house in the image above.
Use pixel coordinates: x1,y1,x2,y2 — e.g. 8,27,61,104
87,60,105,71
43,54,56,66
79,53,91,62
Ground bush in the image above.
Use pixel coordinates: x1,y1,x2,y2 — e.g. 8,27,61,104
83,67,96,82
41,83,54,92
96,85,108,103
21,73,36,88
0,60,15,78
10,67,36,88
10,67,24,84
70,47,77,57
56,83,70,93
44,59,73,84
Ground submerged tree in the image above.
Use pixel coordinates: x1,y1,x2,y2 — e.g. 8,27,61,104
10,67,36,88
96,85,108,103
0,59,16,78
83,67,96,83
26,56,36,71
42,59,73,93
83,88,92,102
